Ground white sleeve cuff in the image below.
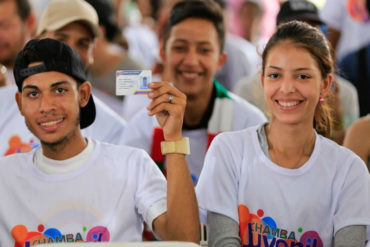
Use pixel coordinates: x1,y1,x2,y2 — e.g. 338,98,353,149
146,198,167,232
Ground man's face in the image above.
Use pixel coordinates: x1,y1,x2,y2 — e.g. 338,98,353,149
15,67,89,147
0,0,29,68
161,18,226,99
41,22,94,70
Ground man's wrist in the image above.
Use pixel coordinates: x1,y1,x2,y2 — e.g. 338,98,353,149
161,137,190,155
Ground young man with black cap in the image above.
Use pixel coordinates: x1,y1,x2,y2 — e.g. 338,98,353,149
0,38,199,245
0,0,127,156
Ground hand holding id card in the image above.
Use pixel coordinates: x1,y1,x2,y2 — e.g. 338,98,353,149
116,70,152,95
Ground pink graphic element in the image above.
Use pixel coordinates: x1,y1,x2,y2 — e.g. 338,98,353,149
300,231,323,247
347,0,370,22
86,226,110,242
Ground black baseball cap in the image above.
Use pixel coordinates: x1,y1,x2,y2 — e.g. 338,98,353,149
277,0,324,25
13,38,96,129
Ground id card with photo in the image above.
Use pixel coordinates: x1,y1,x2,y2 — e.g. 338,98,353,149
116,70,152,95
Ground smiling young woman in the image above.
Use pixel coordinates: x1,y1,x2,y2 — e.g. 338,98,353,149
196,21,370,247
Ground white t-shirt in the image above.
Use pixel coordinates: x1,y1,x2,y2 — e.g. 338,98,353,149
121,92,266,183
0,85,127,156
320,0,370,60
196,125,370,246
0,140,167,246
215,33,261,91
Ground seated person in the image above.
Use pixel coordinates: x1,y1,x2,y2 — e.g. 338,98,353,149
0,38,199,245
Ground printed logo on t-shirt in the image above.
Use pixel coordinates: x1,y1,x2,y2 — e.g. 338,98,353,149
4,135,39,156
11,224,110,246
238,204,323,247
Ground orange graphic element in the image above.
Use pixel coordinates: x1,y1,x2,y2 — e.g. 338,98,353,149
4,136,33,156
11,225,42,247
239,204,266,247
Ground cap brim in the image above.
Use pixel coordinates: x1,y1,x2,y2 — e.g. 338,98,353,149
80,94,96,129
38,16,100,38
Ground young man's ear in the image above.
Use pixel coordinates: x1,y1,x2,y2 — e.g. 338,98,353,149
216,52,227,71
159,45,166,64
26,13,37,37
79,81,92,108
15,92,24,116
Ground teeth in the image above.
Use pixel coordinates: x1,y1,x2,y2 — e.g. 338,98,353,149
40,119,63,126
278,101,300,107
182,72,198,78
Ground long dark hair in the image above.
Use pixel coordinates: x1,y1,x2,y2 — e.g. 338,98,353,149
262,21,334,137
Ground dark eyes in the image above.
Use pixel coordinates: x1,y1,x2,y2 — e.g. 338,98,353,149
27,91,39,98
267,73,279,79
55,87,67,94
297,74,311,79
266,73,311,80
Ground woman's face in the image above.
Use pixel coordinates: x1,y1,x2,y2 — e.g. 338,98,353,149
261,40,332,126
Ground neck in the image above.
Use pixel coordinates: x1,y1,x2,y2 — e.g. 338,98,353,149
183,82,213,127
266,120,316,169
41,129,87,160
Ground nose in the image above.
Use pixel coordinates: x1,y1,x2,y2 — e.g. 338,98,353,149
183,48,198,66
280,79,295,94
39,93,56,114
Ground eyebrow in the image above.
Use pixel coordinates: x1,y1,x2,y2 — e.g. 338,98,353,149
173,39,212,46
267,66,314,71
22,81,72,91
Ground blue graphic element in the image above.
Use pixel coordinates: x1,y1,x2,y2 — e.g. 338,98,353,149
191,174,198,184
44,228,62,241
262,216,277,240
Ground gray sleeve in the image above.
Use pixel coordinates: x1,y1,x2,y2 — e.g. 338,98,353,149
207,211,240,247
334,225,366,247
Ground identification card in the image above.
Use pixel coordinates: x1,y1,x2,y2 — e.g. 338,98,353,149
116,70,152,95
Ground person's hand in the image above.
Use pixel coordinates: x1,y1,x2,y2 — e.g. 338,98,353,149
0,64,7,87
147,82,186,141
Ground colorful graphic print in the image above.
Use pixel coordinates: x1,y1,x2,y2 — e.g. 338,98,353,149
238,204,323,247
4,136,39,156
347,0,370,23
11,224,110,247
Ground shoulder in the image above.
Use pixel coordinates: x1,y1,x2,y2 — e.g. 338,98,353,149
0,150,34,169
122,108,155,136
318,135,367,169
95,140,149,158
92,96,127,125
211,126,258,153
0,85,17,111
343,116,370,150
348,116,370,133
229,92,267,121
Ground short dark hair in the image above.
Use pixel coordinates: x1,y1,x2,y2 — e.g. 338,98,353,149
162,0,225,52
85,0,120,42
2,0,32,21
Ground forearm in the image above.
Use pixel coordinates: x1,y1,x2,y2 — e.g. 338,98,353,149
207,211,240,247
335,225,366,247
165,153,200,242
